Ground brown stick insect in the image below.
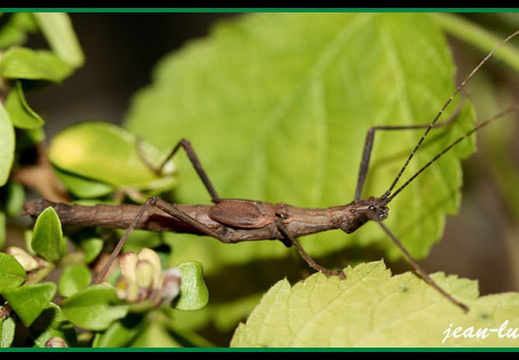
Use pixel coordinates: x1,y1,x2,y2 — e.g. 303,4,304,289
23,29,519,314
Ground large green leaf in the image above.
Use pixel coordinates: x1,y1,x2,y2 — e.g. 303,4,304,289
231,261,519,347
125,13,474,272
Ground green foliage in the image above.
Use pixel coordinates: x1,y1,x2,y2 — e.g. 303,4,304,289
5,80,44,129
58,264,92,297
48,121,176,198
61,285,129,331
0,253,26,292
0,103,15,187
0,315,16,347
175,262,209,310
31,206,65,262
0,12,518,348
231,261,519,347
2,282,57,327
0,47,73,82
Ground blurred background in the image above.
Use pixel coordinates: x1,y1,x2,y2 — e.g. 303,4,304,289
22,12,519,298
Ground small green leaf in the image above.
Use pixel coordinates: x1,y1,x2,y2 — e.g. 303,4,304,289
0,315,16,348
0,13,38,49
48,121,176,192
92,313,145,348
5,80,44,129
78,237,104,264
2,282,57,327
31,206,64,262
4,180,26,218
0,47,73,82
29,303,76,347
33,12,84,68
175,262,209,311
61,285,129,331
0,252,27,292
0,102,15,187
231,261,519,347
58,264,91,297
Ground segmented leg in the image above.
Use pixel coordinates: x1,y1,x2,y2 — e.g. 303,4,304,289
354,108,461,201
274,216,345,278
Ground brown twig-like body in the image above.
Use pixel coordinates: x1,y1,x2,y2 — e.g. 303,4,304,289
23,197,386,241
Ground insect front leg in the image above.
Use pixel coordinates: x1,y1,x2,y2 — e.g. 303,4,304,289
354,106,462,201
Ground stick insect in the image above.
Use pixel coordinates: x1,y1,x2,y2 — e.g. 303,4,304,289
23,29,519,314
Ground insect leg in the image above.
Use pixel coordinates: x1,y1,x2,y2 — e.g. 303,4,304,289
94,196,231,283
94,197,156,284
375,220,469,313
139,138,221,202
354,107,461,201
274,216,346,279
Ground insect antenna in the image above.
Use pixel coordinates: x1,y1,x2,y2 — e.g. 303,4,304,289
381,29,519,204
384,104,519,204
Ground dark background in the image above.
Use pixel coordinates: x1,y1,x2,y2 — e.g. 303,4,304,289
28,13,238,137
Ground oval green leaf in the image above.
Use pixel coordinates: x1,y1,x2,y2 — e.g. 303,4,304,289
231,261,519,347
48,121,176,192
5,80,45,129
5,180,26,218
175,261,209,311
58,264,91,297
33,12,84,68
78,237,104,264
0,252,27,292
2,282,57,327
0,102,15,187
61,285,129,331
31,206,64,262
0,47,73,82
0,315,16,348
